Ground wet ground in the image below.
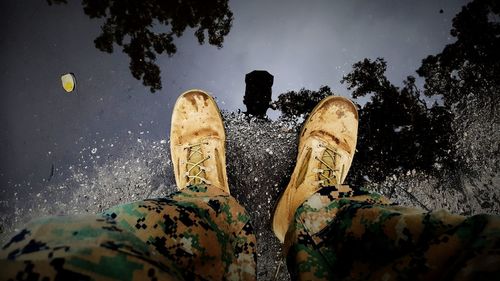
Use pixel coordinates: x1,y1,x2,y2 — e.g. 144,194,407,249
2,1,498,279
1,108,498,280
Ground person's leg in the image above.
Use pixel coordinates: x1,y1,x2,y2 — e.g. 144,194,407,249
272,95,500,280
0,184,255,281
272,95,360,243
286,185,500,280
1,89,257,280
103,184,256,280
0,201,186,280
166,89,257,278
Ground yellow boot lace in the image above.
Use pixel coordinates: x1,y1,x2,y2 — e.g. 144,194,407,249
314,144,344,187
184,142,211,185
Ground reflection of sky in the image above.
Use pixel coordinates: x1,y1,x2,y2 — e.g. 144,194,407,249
0,0,469,188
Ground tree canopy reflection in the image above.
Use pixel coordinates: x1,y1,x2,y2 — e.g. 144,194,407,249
274,0,499,185
48,0,233,92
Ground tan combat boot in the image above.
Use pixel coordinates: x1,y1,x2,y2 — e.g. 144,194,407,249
170,89,230,193
272,96,359,242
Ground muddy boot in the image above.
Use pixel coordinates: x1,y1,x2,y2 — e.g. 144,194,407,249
272,96,359,242
170,89,230,193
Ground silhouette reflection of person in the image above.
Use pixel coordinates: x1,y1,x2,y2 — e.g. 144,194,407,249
244,70,274,118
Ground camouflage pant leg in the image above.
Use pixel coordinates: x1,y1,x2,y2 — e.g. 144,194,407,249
0,184,256,281
285,185,500,280
104,184,256,280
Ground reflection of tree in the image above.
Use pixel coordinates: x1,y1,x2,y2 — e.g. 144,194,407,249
48,0,233,92
273,86,334,119
274,59,453,185
418,0,499,107
417,0,500,176
341,58,451,184
273,0,499,185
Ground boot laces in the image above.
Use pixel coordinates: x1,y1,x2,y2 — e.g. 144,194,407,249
184,142,211,185
313,144,344,187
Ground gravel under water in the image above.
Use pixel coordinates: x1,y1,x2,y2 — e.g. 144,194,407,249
1,109,499,280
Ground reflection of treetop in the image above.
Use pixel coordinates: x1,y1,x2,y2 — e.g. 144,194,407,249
48,0,233,92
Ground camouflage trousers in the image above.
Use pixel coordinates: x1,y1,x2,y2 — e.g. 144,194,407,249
0,185,256,281
286,185,500,280
2,184,500,281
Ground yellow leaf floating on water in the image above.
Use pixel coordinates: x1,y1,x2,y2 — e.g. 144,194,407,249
61,73,76,92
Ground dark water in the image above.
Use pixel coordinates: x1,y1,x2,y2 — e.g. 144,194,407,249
1,0,467,194
1,0,498,280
